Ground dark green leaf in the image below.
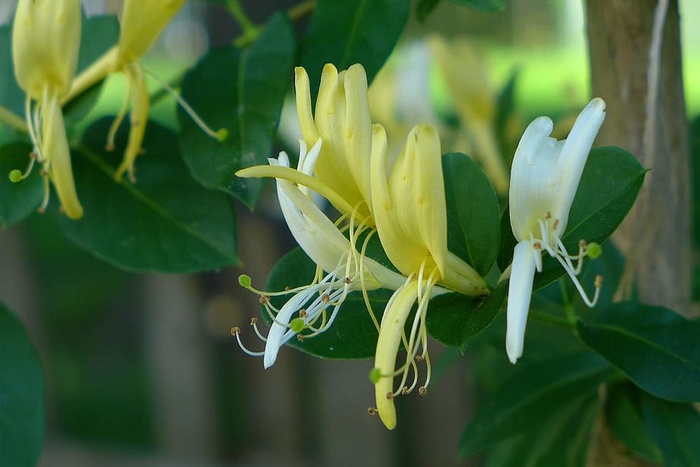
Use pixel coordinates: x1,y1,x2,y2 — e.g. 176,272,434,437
259,247,392,359
447,0,506,12
606,383,663,463
0,143,43,227
443,152,500,275
484,394,597,467
499,146,645,290
299,0,410,91
416,0,441,22
178,13,295,207
578,302,700,403
59,118,239,272
426,280,507,351
641,393,700,466
0,25,24,116
0,303,45,467
459,352,613,457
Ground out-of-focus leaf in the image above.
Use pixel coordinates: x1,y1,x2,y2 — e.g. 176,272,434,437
459,352,613,457
447,0,506,11
59,118,239,272
0,303,45,467
258,247,392,359
606,383,663,463
0,143,43,227
416,0,441,21
641,393,700,466
443,152,500,276
0,25,24,116
426,281,507,351
578,301,700,403
299,0,410,92
178,13,295,207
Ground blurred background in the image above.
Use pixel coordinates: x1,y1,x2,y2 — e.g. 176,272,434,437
0,0,698,465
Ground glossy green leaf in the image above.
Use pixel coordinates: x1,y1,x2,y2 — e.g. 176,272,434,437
459,352,613,457
641,393,700,466
447,0,506,11
499,146,645,290
63,14,120,124
606,383,663,463
443,152,500,275
578,301,700,403
299,0,410,91
0,303,45,467
426,280,507,351
0,143,43,227
416,0,441,22
58,118,239,272
258,247,392,359
178,13,295,207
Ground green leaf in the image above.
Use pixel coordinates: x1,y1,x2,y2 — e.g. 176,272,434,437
258,247,392,359
416,0,441,22
606,383,663,463
178,13,295,207
578,302,700,403
459,351,613,457
299,0,410,91
446,0,506,12
0,143,43,227
484,394,597,467
64,14,120,124
0,303,45,467
499,146,645,290
641,393,700,466
0,25,24,116
443,152,500,275
58,118,239,272
426,280,507,351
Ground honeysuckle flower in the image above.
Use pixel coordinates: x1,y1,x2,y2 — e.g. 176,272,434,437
12,0,83,219
234,139,406,368
64,0,224,183
506,98,607,364
369,123,488,430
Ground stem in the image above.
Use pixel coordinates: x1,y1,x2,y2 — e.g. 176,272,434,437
288,0,316,21
226,0,261,47
528,310,576,330
0,106,27,132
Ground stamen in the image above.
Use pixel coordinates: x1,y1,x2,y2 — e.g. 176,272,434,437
367,407,378,416
230,326,265,357
143,68,228,142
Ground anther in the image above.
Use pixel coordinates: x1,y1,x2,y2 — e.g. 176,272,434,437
579,239,588,249
400,386,409,395
545,211,551,219
594,274,604,288
552,219,559,230
418,386,427,396
259,295,270,305
249,317,257,326
385,392,393,400
532,241,542,251
367,408,378,416
230,326,240,336
296,334,305,342
321,293,330,302
299,309,307,318
343,277,351,284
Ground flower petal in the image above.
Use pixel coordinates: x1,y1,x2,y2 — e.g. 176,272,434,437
506,240,537,364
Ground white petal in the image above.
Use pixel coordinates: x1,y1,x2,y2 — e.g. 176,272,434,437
506,240,537,364
553,98,606,233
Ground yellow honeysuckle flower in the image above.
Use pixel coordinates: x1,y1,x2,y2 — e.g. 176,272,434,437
506,98,606,364
369,124,488,430
12,0,83,219
65,0,222,183
295,64,375,224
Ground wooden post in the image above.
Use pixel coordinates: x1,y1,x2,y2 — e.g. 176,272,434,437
586,0,692,316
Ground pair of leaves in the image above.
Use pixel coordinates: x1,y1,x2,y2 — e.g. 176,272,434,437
0,303,44,467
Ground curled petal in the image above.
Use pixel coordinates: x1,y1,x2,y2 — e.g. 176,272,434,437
506,240,537,364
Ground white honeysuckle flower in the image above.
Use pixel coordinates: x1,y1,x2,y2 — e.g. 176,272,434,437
233,139,407,368
506,97,607,364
